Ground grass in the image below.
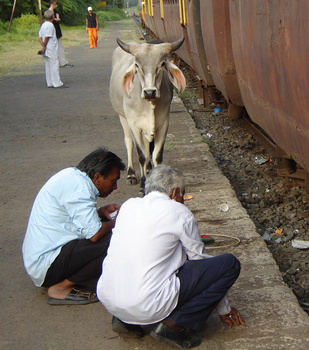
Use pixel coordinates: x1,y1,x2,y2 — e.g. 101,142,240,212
0,9,129,77
0,26,87,77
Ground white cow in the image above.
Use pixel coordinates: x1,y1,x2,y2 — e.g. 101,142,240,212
109,37,186,195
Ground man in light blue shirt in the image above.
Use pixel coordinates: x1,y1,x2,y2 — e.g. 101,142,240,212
22,147,125,305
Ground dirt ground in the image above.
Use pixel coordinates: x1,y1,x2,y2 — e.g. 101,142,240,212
0,19,153,349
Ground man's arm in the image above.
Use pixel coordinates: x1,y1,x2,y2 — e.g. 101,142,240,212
90,219,115,242
39,36,50,53
96,16,99,30
54,12,60,22
86,17,88,32
97,204,120,220
89,204,120,242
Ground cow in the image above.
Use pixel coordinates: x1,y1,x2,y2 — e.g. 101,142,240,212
109,37,186,196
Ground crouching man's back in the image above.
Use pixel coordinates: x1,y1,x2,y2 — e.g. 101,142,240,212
97,164,244,349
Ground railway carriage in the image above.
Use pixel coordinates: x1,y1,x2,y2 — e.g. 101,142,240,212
140,0,309,190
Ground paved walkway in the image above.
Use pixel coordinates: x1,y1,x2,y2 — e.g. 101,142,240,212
0,19,308,350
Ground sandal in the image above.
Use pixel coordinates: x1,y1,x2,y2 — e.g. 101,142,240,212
48,287,98,305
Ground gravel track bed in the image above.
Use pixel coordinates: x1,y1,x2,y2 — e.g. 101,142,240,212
179,63,309,315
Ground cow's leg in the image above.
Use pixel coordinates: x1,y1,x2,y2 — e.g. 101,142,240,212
147,141,154,174
152,117,169,166
136,144,147,197
119,115,137,185
131,130,150,197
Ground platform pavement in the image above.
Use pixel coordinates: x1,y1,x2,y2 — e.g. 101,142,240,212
0,19,308,350
166,97,309,349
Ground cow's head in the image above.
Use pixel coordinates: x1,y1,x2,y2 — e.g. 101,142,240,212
117,37,186,100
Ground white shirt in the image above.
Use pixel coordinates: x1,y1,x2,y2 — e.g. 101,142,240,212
97,191,230,325
22,168,102,286
38,21,58,59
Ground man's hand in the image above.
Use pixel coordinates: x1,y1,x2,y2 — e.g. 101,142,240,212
98,204,120,220
219,307,245,328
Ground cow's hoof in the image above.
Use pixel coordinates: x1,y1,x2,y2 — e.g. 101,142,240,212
126,175,137,185
138,189,145,198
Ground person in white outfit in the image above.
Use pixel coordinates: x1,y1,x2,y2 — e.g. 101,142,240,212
38,10,68,88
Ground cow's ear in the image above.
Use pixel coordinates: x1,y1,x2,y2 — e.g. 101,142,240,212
166,61,186,94
122,64,136,96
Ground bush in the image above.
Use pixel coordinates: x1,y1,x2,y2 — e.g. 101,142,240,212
0,19,8,34
96,7,127,23
10,13,40,36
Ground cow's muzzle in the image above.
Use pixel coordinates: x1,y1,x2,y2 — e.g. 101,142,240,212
143,89,157,100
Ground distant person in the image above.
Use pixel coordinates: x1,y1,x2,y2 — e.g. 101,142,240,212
22,147,125,305
97,164,244,348
86,6,99,49
38,10,69,88
48,0,73,68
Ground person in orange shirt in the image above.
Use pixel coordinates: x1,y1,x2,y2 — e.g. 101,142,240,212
86,7,99,49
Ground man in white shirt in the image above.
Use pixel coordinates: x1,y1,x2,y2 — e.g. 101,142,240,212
97,164,244,348
38,10,68,88
22,147,125,305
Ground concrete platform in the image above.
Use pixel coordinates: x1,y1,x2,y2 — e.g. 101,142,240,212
0,19,308,350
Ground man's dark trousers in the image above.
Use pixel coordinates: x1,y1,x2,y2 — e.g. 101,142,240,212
170,253,241,332
43,233,111,291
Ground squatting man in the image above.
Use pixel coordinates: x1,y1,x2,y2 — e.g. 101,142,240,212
97,164,245,349
22,148,125,305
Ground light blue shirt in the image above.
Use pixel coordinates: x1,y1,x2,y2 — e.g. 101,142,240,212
22,168,102,286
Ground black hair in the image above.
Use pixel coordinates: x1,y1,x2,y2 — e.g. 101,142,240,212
76,147,125,179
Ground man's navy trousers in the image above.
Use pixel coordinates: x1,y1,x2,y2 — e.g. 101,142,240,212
169,253,241,332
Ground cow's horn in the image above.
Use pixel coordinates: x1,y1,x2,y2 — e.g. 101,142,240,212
116,38,131,53
170,37,185,52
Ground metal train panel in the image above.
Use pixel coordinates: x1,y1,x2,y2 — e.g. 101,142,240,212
143,1,214,85
141,0,309,175
186,0,214,86
158,1,192,67
151,2,168,42
200,0,243,106
229,0,309,173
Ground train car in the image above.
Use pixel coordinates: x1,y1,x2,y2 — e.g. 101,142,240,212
141,0,309,188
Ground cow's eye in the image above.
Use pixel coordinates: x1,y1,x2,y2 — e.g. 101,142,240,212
135,63,139,68
161,62,166,67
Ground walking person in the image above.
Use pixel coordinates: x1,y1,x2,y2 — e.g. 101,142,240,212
48,0,74,68
38,10,69,88
86,7,99,49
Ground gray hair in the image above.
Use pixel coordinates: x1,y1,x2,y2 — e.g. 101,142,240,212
44,10,54,20
145,164,185,196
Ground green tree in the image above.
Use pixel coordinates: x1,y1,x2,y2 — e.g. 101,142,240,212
110,0,125,9
0,0,98,25
0,0,39,22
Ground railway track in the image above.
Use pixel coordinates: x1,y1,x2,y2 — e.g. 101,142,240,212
180,63,309,316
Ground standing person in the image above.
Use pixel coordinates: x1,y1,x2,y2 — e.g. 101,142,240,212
22,147,125,305
97,164,244,348
86,6,99,49
38,10,69,88
48,0,73,68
